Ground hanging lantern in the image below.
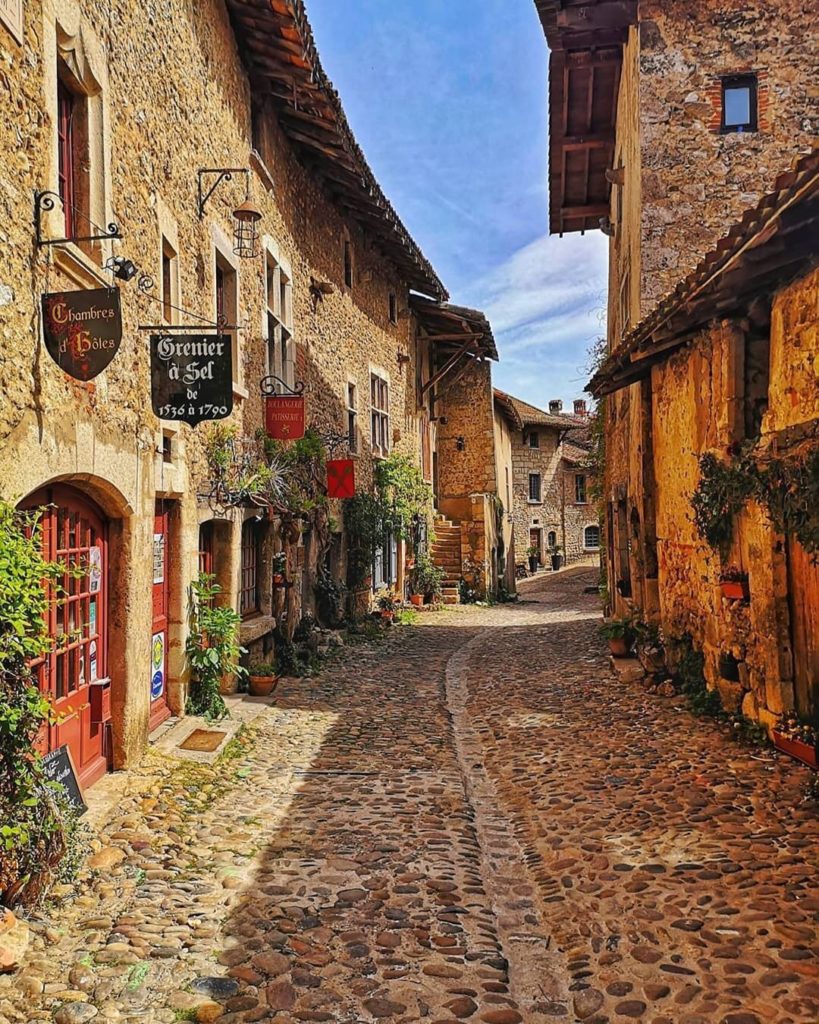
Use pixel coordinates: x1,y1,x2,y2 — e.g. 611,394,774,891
232,198,262,259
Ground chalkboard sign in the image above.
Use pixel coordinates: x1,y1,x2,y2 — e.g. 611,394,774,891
150,333,233,426
42,745,87,816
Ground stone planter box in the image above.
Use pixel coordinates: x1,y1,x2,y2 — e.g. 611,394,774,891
772,731,818,769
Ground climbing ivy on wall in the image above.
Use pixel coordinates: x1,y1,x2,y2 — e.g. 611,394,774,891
691,443,819,557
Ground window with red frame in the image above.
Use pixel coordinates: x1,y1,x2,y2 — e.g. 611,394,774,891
57,78,77,238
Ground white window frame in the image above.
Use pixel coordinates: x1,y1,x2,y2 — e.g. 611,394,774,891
370,369,391,458
263,238,295,392
583,524,601,551
528,473,542,504
212,227,244,399
346,379,359,455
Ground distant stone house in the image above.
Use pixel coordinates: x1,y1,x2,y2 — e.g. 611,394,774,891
493,392,599,569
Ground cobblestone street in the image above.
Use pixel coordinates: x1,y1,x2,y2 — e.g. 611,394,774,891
4,569,818,1024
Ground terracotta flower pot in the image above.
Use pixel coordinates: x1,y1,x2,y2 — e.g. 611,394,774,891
608,637,630,658
272,572,285,586
772,730,818,768
720,579,750,602
248,674,279,698
381,610,395,621
410,594,424,608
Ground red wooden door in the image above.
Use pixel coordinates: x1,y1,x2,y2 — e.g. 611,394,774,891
150,502,172,731
26,485,109,789
787,537,819,722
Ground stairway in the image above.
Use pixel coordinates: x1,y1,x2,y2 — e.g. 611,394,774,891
431,517,462,605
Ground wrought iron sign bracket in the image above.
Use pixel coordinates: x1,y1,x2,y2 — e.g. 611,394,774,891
260,375,305,397
198,168,249,219
35,190,122,247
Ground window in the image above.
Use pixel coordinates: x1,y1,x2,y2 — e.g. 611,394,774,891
721,74,757,133
370,372,390,457
343,239,353,289
547,530,557,548
505,466,511,512
161,239,178,325
575,474,588,504
57,78,77,238
528,431,539,449
198,522,214,578
374,530,397,590
265,251,294,389
240,520,261,618
528,473,541,503
215,251,239,386
389,291,398,324
584,524,601,550
347,381,358,454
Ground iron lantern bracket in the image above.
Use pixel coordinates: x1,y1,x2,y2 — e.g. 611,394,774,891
34,190,122,247
197,168,249,219
260,375,305,397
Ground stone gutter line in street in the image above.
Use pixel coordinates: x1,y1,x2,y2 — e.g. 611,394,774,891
444,627,572,1020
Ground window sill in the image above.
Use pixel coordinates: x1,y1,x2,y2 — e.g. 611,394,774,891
527,500,542,506
239,614,276,645
232,384,249,402
53,243,109,289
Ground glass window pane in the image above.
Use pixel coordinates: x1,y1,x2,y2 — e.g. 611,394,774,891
724,86,750,126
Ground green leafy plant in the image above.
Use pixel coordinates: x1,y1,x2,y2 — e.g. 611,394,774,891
395,609,418,626
247,662,277,677
376,588,398,612
599,615,636,644
315,565,347,625
186,573,245,722
671,635,723,719
526,546,539,558
691,451,756,555
410,552,444,599
272,551,287,575
0,501,84,907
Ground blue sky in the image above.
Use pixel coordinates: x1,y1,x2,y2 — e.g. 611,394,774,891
307,0,609,410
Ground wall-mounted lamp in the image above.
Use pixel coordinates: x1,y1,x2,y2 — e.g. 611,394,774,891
397,351,411,367
309,277,334,310
455,436,466,451
197,168,262,259
105,255,138,282
599,216,615,237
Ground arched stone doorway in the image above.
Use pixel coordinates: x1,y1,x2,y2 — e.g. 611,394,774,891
22,484,111,789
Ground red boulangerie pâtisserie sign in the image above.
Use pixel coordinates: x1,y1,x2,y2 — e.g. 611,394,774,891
265,394,306,440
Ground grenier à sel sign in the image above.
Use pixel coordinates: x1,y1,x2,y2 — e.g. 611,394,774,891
150,333,233,426
41,288,123,381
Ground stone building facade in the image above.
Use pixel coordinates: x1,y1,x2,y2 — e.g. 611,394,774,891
536,0,818,620
0,0,486,788
493,392,598,570
591,156,818,734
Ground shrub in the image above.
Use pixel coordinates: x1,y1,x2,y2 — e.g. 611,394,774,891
186,573,245,721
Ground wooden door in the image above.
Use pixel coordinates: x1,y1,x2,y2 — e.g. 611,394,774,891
530,528,542,562
787,538,819,723
150,502,172,731
26,485,109,788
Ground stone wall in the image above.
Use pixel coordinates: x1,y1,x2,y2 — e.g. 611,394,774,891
651,265,818,729
0,0,430,773
636,0,818,309
436,359,497,515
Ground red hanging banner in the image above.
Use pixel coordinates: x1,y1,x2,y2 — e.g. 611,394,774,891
326,459,356,499
265,394,306,440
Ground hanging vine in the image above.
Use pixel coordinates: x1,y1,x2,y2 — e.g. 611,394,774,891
691,443,819,557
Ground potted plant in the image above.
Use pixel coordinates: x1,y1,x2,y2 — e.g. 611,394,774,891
526,546,540,573
376,589,398,620
772,712,818,768
719,566,750,602
247,661,279,698
548,543,563,571
634,619,665,675
410,552,445,605
186,573,246,720
599,615,635,658
272,551,287,586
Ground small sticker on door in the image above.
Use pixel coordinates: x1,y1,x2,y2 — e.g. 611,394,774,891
153,533,165,584
88,547,102,594
151,631,165,700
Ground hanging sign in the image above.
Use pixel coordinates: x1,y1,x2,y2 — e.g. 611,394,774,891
41,288,122,381
42,745,87,816
326,458,356,499
265,394,306,440
150,333,233,426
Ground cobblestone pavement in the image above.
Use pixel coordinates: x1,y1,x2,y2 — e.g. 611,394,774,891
3,568,818,1024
